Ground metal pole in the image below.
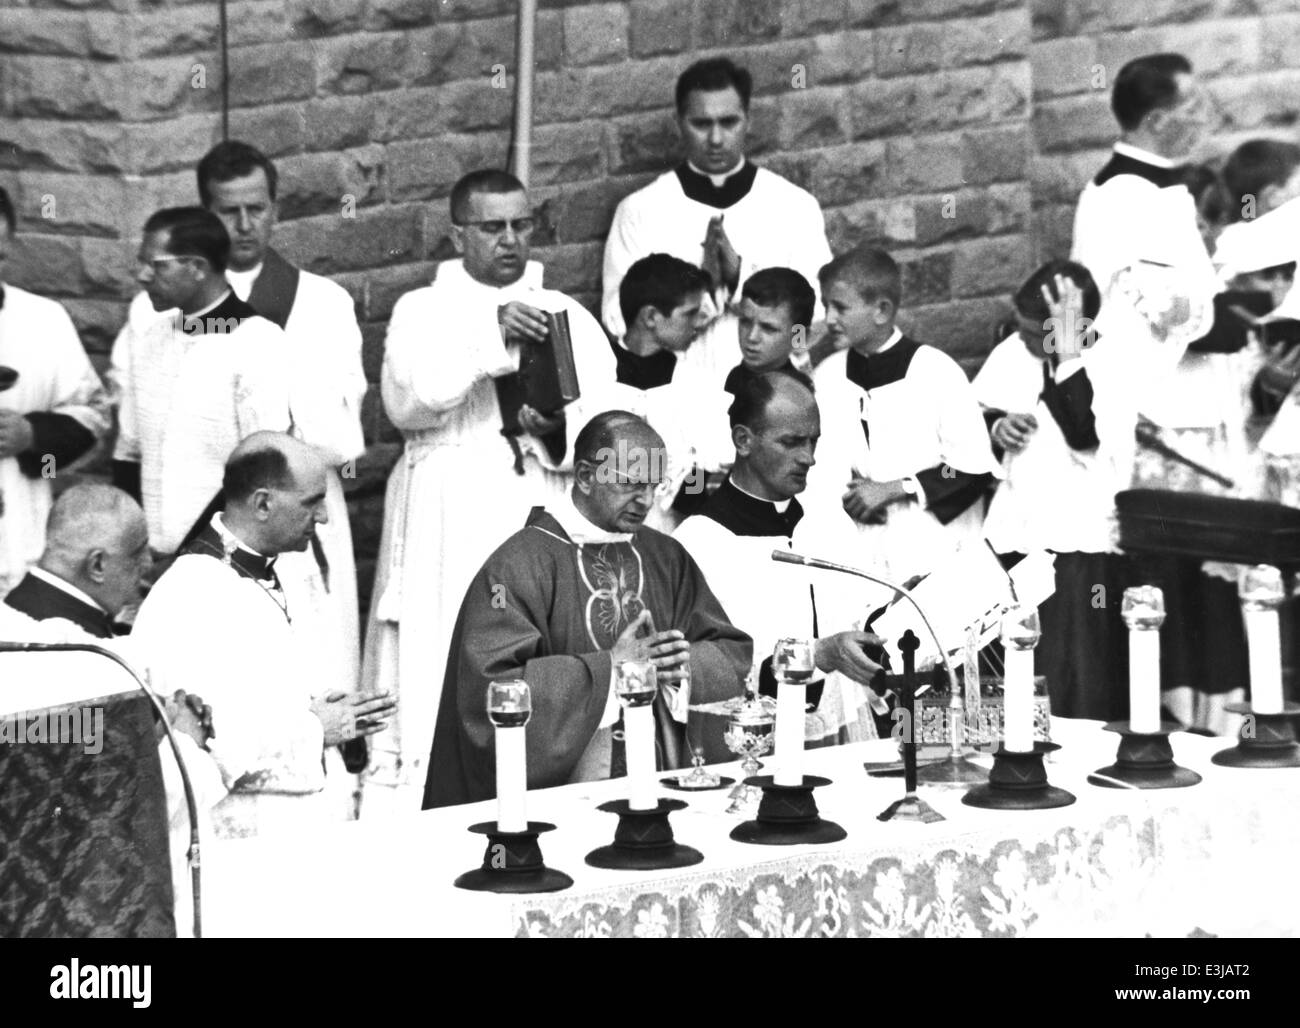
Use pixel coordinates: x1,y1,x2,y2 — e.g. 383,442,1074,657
509,0,537,187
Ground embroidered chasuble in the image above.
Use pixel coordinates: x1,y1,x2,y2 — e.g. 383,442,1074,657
422,504,750,809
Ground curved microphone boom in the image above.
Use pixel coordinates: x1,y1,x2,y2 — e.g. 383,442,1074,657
0,641,203,938
770,550,959,694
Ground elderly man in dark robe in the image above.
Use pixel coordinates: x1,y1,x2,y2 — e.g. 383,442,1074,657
423,411,751,809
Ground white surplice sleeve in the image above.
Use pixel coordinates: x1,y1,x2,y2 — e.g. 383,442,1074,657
601,191,646,340
285,275,367,465
232,319,295,440
109,320,142,463
38,297,111,441
381,281,515,432
925,349,1001,475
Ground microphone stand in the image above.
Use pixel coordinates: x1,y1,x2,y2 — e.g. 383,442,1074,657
771,550,988,785
0,641,203,937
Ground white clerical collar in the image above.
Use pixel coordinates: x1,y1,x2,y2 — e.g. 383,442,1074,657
439,258,545,292
225,263,262,300
687,158,746,188
185,289,233,321
28,566,108,614
730,478,792,513
550,493,634,544
854,326,903,357
212,513,274,564
1113,141,1178,170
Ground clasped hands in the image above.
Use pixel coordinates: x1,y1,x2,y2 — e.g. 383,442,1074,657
611,609,690,685
311,691,398,748
842,476,911,525
700,214,741,292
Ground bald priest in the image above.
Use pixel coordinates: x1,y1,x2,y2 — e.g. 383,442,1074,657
423,412,750,808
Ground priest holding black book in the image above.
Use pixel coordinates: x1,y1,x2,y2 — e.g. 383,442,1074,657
362,169,617,815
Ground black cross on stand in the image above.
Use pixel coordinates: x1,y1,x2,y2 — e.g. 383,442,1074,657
877,630,945,823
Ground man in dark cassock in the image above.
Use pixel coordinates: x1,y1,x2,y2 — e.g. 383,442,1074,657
423,412,751,809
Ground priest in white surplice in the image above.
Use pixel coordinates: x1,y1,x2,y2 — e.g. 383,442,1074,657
195,141,368,705
132,433,394,843
362,170,617,813
601,57,832,392
110,207,293,556
0,188,112,596
808,248,999,586
674,372,890,744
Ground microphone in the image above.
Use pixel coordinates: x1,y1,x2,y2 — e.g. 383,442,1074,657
0,640,204,938
770,550,959,696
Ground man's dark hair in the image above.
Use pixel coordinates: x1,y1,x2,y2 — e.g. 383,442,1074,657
143,207,231,274
1111,54,1193,132
197,140,279,208
675,57,753,114
450,169,526,224
223,446,294,503
741,267,816,329
728,369,815,430
619,253,713,328
1222,140,1300,219
0,187,14,235
1013,259,1102,324
818,247,901,309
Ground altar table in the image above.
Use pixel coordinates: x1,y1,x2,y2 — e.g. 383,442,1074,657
202,719,1300,938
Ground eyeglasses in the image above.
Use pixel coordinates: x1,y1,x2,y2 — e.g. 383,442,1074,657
135,255,191,273
454,217,537,236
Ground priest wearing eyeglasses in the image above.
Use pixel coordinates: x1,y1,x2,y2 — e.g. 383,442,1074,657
362,169,617,815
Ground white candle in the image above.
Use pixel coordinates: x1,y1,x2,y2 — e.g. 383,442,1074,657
1121,586,1164,735
625,704,657,810
774,681,806,786
1002,647,1035,752
494,725,527,833
1245,609,1284,714
1127,629,1162,733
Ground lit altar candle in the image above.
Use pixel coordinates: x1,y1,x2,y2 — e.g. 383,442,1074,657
773,638,815,786
1000,606,1040,753
1121,585,1165,734
486,679,531,833
1240,565,1286,715
616,660,658,810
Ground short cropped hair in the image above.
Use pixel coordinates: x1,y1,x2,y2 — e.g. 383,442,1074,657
223,446,295,503
1013,259,1102,324
741,267,816,329
1222,140,1300,216
728,369,815,430
0,187,14,235
818,247,901,309
1111,54,1193,132
450,169,526,224
675,57,753,114
619,253,713,328
143,207,231,274
197,140,279,208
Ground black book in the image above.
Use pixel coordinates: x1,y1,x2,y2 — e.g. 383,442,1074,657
517,310,580,415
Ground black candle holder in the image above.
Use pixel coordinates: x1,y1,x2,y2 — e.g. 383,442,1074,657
1211,701,1300,768
729,775,847,845
454,821,574,894
584,798,704,870
1088,721,1202,789
878,630,944,823
962,742,1076,810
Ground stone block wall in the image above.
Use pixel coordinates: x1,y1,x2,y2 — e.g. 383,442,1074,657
3,0,1297,610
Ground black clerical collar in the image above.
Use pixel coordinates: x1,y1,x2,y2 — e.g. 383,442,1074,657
698,477,804,538
611,336,677,389
675,161,759,209
1094,148,1190,190
181,518,278,582
845,335,922,391
723,360,797,395
181,290,259,336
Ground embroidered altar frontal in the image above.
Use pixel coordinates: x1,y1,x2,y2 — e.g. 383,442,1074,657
0,693,175,938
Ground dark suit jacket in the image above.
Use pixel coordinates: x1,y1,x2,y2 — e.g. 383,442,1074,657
4,572,115,639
